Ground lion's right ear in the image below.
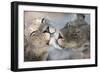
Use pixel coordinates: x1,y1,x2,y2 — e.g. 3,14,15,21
43,26,50,33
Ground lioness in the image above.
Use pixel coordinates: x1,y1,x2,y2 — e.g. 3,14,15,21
24,17,50,61
58,14,90,59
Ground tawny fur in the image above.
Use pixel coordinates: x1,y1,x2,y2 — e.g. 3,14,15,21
24,31,49,61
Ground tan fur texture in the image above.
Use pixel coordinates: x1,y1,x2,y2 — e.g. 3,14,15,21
24,31,49,61
24,17,51,61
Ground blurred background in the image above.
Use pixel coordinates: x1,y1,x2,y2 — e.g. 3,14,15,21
24,11,90,29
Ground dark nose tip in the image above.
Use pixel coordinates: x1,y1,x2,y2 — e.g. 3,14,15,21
43,26,49,33
58,33,63,39
46,41,49,45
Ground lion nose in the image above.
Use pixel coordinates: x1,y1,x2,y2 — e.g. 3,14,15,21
46,41,49,45
58,33,63,39
43,26,49,33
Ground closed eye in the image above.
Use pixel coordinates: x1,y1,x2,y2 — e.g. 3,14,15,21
30,31,36,36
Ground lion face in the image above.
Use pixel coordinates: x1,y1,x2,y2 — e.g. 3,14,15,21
24,31,50,61
58,24,90,49
30,31,49,48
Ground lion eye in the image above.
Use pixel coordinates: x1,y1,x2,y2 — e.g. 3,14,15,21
30,31,36,36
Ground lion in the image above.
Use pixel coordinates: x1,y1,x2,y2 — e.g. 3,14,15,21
24,17,50,61
57,14,90,59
